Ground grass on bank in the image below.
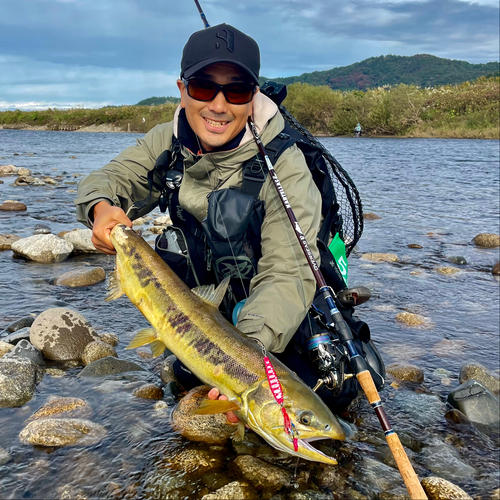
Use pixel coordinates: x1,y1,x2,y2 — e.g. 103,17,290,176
0,77,498,139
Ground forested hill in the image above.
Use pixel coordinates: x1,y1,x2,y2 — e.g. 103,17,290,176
261,54,499,90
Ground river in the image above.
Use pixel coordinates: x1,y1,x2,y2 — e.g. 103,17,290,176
0,129,499,499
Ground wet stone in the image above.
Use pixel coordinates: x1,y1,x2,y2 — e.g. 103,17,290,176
492,261,500,275
11,234,74,263
0,446,12,466
407,243,423,249
363,212,381,220
78,356,145,377
0,233,21,250
2,339,44,366
0,357,40,407
444,408,473,426
98,332,119,347
27,396,92,423
201,480,254,500
420,477,472,500
19,417,107,447
30,307,99,361
392,390,446,427
436,266,461,275
34,223,51,234
360,252,399,262
0,201,27,211
0,341,14,358
54,267,106,287
4,315,35,333
459,362,500,394
132,383,163,400
231,454,290,491
472,233,500,248
172,386,237,445
395,312,428,327
354,457,402,496
160,446,226,474
446,255,467,265
57,484,89,500
1,327,31,345
63,228,98,253
289,492,335,500
160,354,177,384
386,362,424,383
81,341,117,365
432,339,467,358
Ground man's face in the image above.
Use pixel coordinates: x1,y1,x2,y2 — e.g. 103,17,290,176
177,63,255,152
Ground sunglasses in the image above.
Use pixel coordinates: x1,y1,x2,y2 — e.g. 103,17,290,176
182,77,257,105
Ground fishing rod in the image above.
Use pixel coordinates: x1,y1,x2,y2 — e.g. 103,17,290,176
194,0,210,28
247,117,427,500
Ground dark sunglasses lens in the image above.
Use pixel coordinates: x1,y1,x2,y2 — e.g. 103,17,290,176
225,84,255,104
187,79,218,101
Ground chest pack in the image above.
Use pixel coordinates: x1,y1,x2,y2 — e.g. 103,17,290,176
150,81,364,309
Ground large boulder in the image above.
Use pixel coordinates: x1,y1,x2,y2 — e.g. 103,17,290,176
11,234,74,263
29,308,99,361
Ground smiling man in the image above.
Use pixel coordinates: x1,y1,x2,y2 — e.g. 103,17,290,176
75,23,384,415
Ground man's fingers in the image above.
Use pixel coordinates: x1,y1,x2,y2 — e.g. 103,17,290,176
208,388,220,400
207,388,240,424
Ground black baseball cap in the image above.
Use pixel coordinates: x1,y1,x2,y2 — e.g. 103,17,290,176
181,23,260,85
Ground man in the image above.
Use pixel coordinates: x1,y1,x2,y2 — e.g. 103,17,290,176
75,23,383,415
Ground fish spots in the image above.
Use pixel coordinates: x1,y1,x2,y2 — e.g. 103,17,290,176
213,365,223,377
169,312,189,329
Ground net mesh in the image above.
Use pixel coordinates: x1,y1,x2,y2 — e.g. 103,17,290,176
279,105,364,257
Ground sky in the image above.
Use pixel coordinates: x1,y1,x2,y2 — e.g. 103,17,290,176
0,0,498,110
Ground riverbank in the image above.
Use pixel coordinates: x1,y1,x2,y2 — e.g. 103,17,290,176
0,77,498,139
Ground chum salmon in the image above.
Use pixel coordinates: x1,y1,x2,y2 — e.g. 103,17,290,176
107,224,345,464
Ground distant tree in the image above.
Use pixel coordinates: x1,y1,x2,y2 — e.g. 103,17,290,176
136,96,181,106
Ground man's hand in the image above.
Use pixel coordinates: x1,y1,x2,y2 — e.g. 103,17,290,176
91,201,132,254
207,388,240,424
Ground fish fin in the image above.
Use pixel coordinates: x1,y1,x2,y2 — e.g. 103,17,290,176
191,276,230,308
105,270,125,302
191,398,241,415
150,340,167,358
125,328,158,350
232,421,246,442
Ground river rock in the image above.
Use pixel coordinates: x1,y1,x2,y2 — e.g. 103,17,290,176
0,165,16,175
63,229,98,253
55,267,106,287
436,266,460,275
0,446,12,466
432,339,466,358
2,339,44,365
492,261,500,275
0,200,27,211
386,362,424,383
407,243,423,249
153,215,172,226
132,383,163,400
421,476,472,500
360,253,399,263
160,446,225,474
81,341,117,365
4,315,35,332
19,417,107,447
148,225,164,234
78,356,145,377
0,233,21,250
160,354,178,384
27,396,92,423
421,438,474,482
34,223,51,235
472,233,500,248
11,234,73,263
446,256,467,265
354,457,403,495
17,167,32,177
392,390,446,427
30,307,99,361
459,362,500,394
14,175,36,186
172,386,237,445
98,332,119,347
231,455,290,491
56,484,89,500
395,312,428,327
0,341,14,358
0,357,40,407
447,379,500,427
1,327,31,345
363,212,381,220
202,481,254,500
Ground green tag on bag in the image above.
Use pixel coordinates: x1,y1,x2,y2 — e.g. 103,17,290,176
328,233,348,287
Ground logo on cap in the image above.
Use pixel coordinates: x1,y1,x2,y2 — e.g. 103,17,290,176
215,29,234,52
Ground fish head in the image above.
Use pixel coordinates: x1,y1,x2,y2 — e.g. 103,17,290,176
243,375,345,464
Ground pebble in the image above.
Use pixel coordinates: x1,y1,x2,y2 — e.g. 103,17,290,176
30,307,99,361
395,312,428,327
33,223,51,234
19,418,107,447
472,233,500,248
407,243,423,249
386,362,424,383
11,234,74,263
363,212,381,220
172,386,237,445
436,266,460,275
0,233,21,250
0,446,12,465
45,368,66,377
98,332,119,347
81,341,117,365
231,454,290,491
421,476,472,500
360,253,399,263
132,383,163,400
446,256,467,265
54,267,106,287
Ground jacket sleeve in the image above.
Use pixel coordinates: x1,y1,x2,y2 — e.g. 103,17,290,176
235,143,322,353
74,123,173,227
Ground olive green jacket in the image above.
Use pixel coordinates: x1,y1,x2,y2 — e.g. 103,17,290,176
75,93,322,353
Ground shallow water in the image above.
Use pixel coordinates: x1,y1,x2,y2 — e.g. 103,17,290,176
0,130,499,498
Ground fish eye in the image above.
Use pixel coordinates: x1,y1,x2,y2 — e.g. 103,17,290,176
299,411,314,426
